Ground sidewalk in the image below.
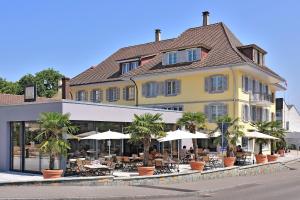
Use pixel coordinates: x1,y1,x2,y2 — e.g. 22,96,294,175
0,160,299,200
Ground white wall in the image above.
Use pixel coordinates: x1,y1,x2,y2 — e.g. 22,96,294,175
0,100,182,171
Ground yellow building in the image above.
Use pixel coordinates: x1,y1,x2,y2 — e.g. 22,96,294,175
68,12,286,153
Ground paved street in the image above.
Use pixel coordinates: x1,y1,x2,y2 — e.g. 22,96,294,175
0,160,299,200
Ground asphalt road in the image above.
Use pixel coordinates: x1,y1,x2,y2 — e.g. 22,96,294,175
0,161,299,200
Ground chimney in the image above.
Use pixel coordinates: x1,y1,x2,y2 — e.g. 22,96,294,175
61,77,70,99
155,29,161,42
202,11,209,26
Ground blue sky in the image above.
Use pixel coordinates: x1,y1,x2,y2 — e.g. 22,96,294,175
0,0,299,107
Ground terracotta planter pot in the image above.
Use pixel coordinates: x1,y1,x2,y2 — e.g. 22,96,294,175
190,161,205,171
267,154,279,162
278,149,285,157
255,154,267,164
224,157,236,167
138,166,155,176
42,169,63,179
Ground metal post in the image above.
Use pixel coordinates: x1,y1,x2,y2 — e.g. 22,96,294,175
221,121,224,167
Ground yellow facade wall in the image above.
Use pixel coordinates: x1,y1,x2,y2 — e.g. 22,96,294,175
69,66,278,133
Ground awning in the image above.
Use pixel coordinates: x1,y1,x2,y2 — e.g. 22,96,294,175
244,131,279,140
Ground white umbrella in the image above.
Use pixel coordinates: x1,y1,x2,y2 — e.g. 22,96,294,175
244,131,279,140
158,129,208,160
82,130,130,156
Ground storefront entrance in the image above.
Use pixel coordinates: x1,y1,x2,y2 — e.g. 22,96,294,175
10,122,59,173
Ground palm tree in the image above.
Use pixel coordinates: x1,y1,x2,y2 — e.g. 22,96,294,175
125,113,165,166
36,112,77,170
213,116,244,157
177,112,206,161
251,121,286,155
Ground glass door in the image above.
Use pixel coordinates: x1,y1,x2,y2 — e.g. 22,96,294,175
10,122,23,171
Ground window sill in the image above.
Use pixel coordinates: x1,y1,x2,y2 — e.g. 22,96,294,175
208,90,225,94
165,94,178,97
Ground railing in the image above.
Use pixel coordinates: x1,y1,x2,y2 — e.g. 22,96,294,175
250,93,273,103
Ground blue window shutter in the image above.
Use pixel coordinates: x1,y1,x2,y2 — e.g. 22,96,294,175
204,105,212,122
222,75,228,91
205,77,211,92
159,82,166,96
196,48,201,60
99,90,103,102
116,88,120,100
155,82,159,97
106,89,110,101
142,83,147,97
175,80,181,95
162,54,168,65
90,91,94,102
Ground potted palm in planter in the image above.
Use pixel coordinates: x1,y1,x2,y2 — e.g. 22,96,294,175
36,112,77,179
251,121,285,163
125,113,165,176
177,112,206,171
213,116,244,167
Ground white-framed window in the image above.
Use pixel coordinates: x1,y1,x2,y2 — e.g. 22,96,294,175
123,86,135,100
142,82,158,98
205,75,228,93
187,48,198,62
90,89,102,103
129,61,138,71
205,103,228,122
151,105,184,111
77,90,87,101
121,61,139,74
106,87,119,102
167,52,177,65
166,80,176,96
241,137,249,149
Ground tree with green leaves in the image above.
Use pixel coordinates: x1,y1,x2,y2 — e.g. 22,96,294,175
251,121,286,154
177,112,206,161
17,74,36,94
1,68,63,98
213,116,244,157
125,113,165,166
35,68,63,98
36,112,77,170
0,77,20,94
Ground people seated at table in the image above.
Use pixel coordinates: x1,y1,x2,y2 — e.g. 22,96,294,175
236,145,243,153
179,146,188,159
189,147,194,154
163,150,171,161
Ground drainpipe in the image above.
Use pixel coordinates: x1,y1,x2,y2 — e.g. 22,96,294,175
230,67,237,119
130,77,139,106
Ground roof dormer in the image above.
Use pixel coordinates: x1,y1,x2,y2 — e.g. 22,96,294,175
162,45,209,66
238,44,267,66
117,58,140,74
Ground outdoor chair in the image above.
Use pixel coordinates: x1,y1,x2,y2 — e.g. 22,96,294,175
76,159,92,176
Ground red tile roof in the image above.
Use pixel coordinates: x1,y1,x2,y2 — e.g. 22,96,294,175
70,22,284,86
0,94,53,105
